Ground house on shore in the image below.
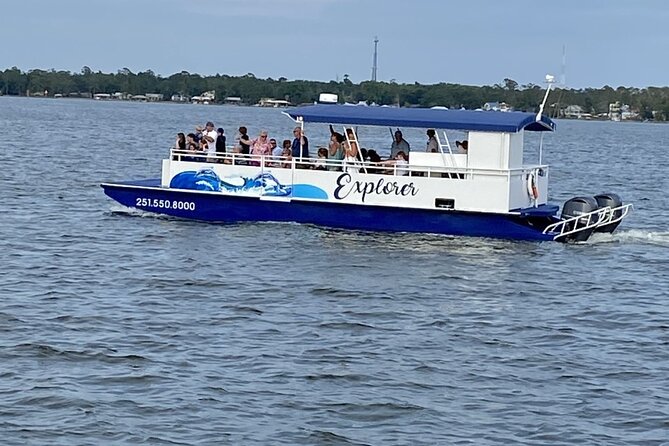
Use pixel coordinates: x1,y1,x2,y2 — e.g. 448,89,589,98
258,98,292,107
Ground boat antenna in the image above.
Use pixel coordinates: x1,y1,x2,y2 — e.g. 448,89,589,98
537,74,556,165
536,74,555,122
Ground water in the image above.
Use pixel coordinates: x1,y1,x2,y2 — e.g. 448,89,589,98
1,96,668,445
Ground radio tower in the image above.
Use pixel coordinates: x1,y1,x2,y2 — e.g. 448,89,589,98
371,36,379,82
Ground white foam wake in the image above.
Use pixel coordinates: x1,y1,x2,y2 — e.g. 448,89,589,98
588,229,669,246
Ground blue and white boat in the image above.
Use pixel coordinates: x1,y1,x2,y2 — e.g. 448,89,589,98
101,101,631,242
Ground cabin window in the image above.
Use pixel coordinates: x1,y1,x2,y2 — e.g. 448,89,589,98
435,198,455,209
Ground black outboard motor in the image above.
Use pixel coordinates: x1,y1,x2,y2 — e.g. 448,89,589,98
559,196,599,242
594,193,623,233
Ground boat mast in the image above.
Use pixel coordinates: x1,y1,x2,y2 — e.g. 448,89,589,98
537,74,555,165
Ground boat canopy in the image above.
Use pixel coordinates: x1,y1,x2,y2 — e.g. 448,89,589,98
285,104,555,133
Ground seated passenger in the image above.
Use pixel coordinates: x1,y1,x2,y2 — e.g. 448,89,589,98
314,148,328,170
381,151,409,176
281,146,293,168
231,145,245,165
366,149,383,174
250,130,272,166
270,138,282,157
183,133,200,161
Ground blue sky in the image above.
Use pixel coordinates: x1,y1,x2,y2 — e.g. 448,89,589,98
1,0,667,88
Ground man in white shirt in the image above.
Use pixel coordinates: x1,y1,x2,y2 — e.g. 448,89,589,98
202,121,218,159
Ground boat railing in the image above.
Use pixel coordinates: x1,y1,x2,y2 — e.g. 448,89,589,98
169,149,545,180
543,203,633,240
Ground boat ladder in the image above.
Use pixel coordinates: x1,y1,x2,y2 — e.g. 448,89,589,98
543,203,633,241
343,127,367,173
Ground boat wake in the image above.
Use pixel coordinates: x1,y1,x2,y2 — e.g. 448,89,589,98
109,204,172,219
587,229,669,247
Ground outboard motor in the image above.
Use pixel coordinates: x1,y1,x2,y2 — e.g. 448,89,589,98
560,196,599,242
594,193,623,233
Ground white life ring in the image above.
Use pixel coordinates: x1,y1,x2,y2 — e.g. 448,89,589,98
527,171,539,200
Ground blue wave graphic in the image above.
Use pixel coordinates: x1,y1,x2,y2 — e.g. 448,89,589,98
292,184,329,199
169,168,327,198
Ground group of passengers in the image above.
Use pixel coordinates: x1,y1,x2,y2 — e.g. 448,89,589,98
173,120,467,175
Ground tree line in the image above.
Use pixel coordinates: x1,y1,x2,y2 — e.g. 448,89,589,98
1,66,668,120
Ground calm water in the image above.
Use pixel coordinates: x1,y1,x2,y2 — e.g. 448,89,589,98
1,96,668,445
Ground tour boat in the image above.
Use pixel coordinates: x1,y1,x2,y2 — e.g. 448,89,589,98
101,102,631,243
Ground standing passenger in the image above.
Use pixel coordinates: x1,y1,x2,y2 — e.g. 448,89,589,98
216,128,227,153
390,130,410,158
238,126,251,154
426,129,438,152
291,127,309,160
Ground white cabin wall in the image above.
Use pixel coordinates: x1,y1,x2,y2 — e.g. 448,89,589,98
507,132,524,169
161,159,171,187
467,132,524,169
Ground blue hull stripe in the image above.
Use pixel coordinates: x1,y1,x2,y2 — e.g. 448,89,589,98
100,181,556,242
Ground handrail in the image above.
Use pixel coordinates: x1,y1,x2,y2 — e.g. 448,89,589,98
543,203,633,240
543,207,610,240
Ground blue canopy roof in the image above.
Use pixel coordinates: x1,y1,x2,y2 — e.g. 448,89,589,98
285,104,555,132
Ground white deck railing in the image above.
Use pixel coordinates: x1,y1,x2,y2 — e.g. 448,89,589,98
169,149,547,181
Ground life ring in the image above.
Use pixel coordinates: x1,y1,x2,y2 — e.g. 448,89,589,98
527,171,539,200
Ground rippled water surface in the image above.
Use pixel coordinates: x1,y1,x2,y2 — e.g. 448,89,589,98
1,97,668,445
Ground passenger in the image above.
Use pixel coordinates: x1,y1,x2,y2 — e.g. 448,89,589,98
366,149,382,174
216,128,227,160
343,128,360,173
291,126,310,161
249,130,272,166
281,146,293,168
201,122,217,162
426,129,438,152
237,126,251,155
194,126,203,143
381,151,409,176
184,133,199,161
172,132,186,160
270,138,282,157
175,132,186,151
231,145,245,165
456,140,469,154
314,148,328,170
328,130,345,171
186,132,198,147
266,138,281,167
390,130,410,158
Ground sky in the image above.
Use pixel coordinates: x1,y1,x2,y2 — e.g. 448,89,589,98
1,0,667,88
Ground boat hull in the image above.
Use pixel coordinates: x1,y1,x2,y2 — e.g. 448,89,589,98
101,180,556,242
